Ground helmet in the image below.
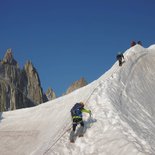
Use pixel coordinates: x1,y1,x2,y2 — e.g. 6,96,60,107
80,102,84,107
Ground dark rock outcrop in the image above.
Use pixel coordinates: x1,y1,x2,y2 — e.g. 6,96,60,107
0,49,46,111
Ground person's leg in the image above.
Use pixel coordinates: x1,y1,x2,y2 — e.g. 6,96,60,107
70,123,76,142
80,121,84,127
73,123,77,132
79,120,84,136
70,118,79,142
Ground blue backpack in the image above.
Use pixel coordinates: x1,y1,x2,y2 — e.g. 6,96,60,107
71,103,83,117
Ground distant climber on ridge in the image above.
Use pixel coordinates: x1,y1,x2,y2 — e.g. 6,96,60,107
116,52,125,66
137,41,142,46
70,102,91,142
131,40,136,47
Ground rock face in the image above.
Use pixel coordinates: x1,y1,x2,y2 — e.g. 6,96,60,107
46,88,56,100
24,61,45,105
0,49,88,110
2,49,18,66
65,77,87,95
0,49,46,111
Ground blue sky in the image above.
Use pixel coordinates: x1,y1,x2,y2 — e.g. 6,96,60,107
0,0,155,96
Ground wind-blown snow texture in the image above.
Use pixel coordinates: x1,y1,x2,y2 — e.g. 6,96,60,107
0,44,155,155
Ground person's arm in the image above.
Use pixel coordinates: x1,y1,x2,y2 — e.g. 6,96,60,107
81,108,91,116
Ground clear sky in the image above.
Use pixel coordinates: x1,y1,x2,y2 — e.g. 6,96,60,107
0,0,155,96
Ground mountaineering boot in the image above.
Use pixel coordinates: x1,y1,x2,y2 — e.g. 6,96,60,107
79,134,84,137
78,126,84,137
70,130,75,143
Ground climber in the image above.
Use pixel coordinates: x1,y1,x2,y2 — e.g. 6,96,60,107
137,41,142,46
131,40,136,47
70,102,91,140
116,52,125,66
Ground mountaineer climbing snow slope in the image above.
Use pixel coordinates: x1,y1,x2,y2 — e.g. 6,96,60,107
0,44,155,155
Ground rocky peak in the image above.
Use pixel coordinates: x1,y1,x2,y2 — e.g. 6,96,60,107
24,61,41,87
0,50,46,111
46,87,56,101
24,60,44,105
2,49,18,66
24,61,34,72
65,77,87,94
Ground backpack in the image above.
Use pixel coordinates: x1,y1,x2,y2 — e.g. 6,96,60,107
116,53,124,60
70,103,83,117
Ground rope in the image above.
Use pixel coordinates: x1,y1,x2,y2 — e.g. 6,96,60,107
43,65,120,155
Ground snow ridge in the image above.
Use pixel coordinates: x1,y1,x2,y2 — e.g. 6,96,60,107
0,45,155,155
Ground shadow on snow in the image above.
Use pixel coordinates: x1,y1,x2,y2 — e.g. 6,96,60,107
70,116,97,142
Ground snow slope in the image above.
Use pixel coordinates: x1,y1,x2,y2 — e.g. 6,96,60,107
0,44,155,155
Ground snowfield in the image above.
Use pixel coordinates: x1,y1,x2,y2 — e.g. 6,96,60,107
0,44,155,155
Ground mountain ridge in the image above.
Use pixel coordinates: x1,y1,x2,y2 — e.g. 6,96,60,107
0,49,88,111
0,44,155,154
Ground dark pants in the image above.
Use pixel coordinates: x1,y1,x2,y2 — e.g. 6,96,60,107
118,58,122,66
118,59,122,66
72,118,84,132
